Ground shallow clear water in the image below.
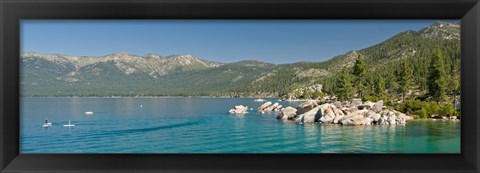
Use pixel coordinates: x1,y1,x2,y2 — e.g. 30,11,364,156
20,97,460,153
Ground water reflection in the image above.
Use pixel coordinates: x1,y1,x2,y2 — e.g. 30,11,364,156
302,124,321,150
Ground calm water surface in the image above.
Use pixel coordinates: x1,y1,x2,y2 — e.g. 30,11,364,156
20,97,460,153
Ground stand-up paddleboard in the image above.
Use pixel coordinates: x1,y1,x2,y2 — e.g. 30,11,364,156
63,120,75,127
43,122,52,128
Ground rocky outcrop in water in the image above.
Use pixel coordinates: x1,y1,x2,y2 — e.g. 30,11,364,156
278,99,414,125
258,102,272,111
229,105,249,114
276,106,298,120
258,102,283,112
296,100,318,114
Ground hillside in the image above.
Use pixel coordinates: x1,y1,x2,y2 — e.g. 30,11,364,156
320,22,460,97
20,21,460,98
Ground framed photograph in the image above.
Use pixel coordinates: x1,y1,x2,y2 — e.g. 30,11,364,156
1,0,479,172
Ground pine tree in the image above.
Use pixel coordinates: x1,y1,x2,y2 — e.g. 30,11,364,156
337,67,353,101
375,76,386,101
385,70,398,94
352,54,367,98
397,61,413,102
428,48,447,103
447,67,460,108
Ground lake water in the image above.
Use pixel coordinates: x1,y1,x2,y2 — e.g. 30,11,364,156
20,97,460,153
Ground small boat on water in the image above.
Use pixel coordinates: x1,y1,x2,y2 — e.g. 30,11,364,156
63,120,75,127
254,98,266,102
43,122,52,128
85,111,94,115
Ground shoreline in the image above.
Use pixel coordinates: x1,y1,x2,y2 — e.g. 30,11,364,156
22,97,460,121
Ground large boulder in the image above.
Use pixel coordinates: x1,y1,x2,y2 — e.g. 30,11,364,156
340,114,366,125
258,102,272,111
319,107,336,123
265,102,280,111
229,105,248,114
296,100,318,115
330,105,345,124
277,106,297,120
340,110,368,125
372,100,384,113
299,107,322,123
370,112,381,122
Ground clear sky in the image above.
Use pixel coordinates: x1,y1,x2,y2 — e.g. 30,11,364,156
21,20,458,64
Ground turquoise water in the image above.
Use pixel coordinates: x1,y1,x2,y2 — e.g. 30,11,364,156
20,97,460,153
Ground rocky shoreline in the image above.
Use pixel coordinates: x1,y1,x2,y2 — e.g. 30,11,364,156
229,99,417,126
276,100,414,125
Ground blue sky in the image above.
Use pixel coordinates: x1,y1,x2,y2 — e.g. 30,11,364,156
21,20,458,64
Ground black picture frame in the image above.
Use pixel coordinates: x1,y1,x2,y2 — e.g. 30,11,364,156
1,0,479,172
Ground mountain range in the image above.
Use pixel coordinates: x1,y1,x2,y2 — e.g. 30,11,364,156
20,21,460,97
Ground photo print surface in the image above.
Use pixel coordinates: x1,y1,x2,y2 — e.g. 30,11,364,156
20,20,460,153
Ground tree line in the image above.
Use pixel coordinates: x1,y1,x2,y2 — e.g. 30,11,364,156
323,46,459,118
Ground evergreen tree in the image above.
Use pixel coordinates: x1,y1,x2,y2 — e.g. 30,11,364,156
385,70,398,94
397,61,413,102
337,67,353,101
352,54,367,98
447,68,460,108
375,76,386,101
428,48,447,103
383,70,399,106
